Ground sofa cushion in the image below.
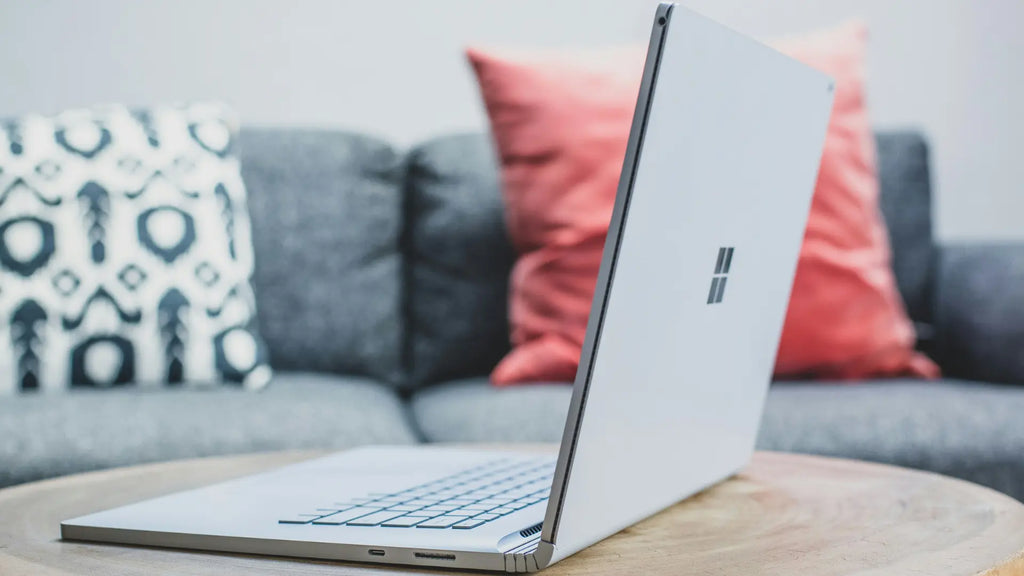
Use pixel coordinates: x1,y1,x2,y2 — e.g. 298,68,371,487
403,134,515,388
410,378,572,443
240,129,404,385
759,379,1024,501
875,131,936,335
0,372,417,488
934,243,1024,384
411,378,1024,502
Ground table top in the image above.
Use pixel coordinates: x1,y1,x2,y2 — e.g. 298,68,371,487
2,449,1023,575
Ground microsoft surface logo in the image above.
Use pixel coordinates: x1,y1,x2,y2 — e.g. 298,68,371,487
707,247,734,304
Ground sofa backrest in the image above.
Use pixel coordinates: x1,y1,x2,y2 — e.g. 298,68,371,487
403,134,513,387
875,132,936,337
240,128,405,386
239,128,935,389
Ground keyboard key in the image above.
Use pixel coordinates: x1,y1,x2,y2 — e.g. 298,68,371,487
312,507,383,525
346,511,407,526
452,518,487,529
421,504,459,512
444,510,476,517
399,489,431,496
415,515,465,528
381,515,431,527
491,483,519,492
278,514,321,524
507,485,547,498
292,458,556,531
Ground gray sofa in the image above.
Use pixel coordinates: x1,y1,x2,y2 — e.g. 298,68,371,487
3,128,1023,503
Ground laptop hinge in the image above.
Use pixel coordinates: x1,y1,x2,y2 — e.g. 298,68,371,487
503,540,555,573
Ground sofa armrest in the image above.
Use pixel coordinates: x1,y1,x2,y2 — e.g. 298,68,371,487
934,242,1024,383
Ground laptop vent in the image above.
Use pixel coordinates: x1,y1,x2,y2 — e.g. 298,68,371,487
414,552,456,561
519,522,543,538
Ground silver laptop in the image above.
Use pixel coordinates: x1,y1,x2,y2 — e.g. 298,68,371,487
61,4,834,572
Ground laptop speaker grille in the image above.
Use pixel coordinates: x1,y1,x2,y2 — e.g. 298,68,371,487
519,522,543,538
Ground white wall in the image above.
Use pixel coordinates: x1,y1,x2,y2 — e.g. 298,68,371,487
0,0,1020,241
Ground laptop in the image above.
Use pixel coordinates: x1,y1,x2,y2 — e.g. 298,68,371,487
61,3,834,572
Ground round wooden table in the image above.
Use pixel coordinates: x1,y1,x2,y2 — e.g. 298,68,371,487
2,449,1023,575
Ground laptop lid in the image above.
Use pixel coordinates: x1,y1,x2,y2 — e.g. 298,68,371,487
537,2,834,564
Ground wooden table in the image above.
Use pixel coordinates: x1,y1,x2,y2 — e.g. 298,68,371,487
2,449,1023,575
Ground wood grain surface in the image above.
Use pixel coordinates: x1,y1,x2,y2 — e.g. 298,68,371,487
1,449,1022,575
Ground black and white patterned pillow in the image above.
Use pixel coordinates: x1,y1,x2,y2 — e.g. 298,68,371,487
0,102,271,393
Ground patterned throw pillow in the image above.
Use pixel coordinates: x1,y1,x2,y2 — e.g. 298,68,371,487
0,102,272,393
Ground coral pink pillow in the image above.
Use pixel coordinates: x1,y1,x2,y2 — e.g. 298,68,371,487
468,46,645,384
469,23,938,385
771,24,938,379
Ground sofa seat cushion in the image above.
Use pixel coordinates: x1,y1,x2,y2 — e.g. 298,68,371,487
759,379,1024,501
412,378,1024,501
410,378,573,443
0,372,417,488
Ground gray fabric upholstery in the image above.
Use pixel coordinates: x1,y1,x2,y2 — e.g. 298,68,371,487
875,132,935,333
240,129,404,385
403,134,515,387
934,243,1024,384
759,380,1024,501
410,378,572,443
412,378,1024,501
0,372,417,488
11,125,1024,509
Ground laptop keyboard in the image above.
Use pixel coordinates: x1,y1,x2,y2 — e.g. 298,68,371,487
278,457,555,530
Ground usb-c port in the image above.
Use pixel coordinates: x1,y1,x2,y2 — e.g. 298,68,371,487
368,549,386,556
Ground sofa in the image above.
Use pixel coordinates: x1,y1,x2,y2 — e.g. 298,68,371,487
3,127,1023,503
